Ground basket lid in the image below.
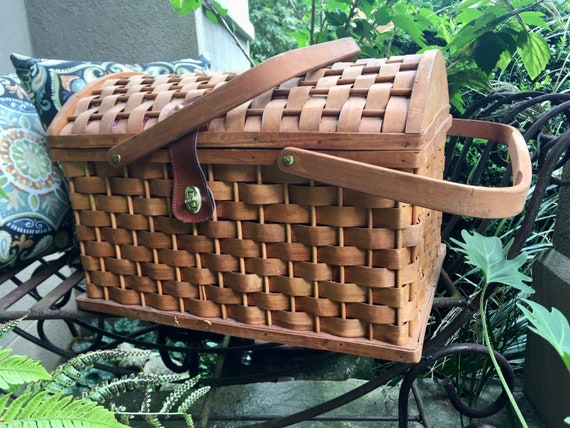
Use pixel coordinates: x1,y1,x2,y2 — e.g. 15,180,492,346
47,50,450,151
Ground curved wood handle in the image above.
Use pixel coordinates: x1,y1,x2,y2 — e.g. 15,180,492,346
108,38,361,168
277,119,532,219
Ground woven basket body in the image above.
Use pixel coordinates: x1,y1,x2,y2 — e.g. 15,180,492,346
47,51,450,362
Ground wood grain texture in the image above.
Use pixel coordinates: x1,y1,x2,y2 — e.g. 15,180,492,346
47,48,461,359
77,245,444,363
107,38,361,167
278,119,531,219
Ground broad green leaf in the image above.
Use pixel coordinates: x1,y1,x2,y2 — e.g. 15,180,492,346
0,351,51,389
288,29,310,47
518,299,570,372
169,0,201,16
324,0,349,11
450,230,533,293
518,11,549,29
374,7,391,26
335,27,353,40
448,13,497,51
455,0,490,12
447,65,490,111
204,8,219,24
353,19,373,38
456,7,483,25
473,32,506,73
496,49,513,70
497,30,518,53
324,10,348,27
516,31,550,80
212,1,227,17
182,0,201,15
565,416,570,425
513,0,538,6
169,0,183,11
391,14,427,47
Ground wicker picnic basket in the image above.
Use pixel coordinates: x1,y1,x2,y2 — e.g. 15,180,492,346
46,39,531,362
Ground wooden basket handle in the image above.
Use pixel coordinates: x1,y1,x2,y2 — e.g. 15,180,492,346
277,119,532,219
108,38,361,168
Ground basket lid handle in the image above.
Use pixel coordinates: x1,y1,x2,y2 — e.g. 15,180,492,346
277,119,532,219
107,37,361,168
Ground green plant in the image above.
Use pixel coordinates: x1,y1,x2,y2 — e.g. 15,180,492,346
450,230,570,427
83,372,209,427
249,0,304,62
168,0,569,111
249,0,558,111
0,320,125,427
0,319,210,427
518,299,570,372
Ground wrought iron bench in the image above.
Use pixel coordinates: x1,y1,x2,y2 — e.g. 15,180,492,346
1,91,569,427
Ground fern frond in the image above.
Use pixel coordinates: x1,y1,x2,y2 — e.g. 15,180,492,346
158,377,209,428
1,393,30,421
140,385,154,413
159,375,200,413
28,392,72,420
135,372,189,384
0,348,51,389
0,318,25,339
0,393,11,413
83,372,186,403
42,349,153,393
53,349,152,374
8,390,44,420
177,386,210,414
183,413,195,428
0,391,127,427
176,384,210,428
144,413,164,428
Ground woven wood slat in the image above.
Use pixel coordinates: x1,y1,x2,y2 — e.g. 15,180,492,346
48,50,451,362
55,59,430,136
180,267,217,285
109,287,140,305
162,281,199,299
272,311,314,331
126,276,158,293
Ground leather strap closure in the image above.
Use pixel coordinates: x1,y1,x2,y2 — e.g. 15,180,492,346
170,130,215,223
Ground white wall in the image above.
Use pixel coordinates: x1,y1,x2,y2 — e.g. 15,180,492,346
23,0,252,71
1,1,253,74
0,0,33,74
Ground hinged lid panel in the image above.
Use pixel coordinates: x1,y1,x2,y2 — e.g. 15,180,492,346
47,50,450,153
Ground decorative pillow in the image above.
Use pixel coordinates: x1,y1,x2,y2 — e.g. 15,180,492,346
0,74,74,270
11,54,209,129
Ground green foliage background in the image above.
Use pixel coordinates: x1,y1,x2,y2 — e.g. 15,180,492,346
248,0,569,111
170,0,569,109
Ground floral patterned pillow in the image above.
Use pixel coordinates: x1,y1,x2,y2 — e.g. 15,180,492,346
0,74,74,270
11,53,209,129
